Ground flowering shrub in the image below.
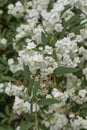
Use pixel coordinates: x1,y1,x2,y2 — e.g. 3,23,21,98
0,0,87,130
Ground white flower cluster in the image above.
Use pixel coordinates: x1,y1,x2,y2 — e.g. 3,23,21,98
70,115,87,130
55,37,80,67
0,38,7,46
17,41,58,78
70,0,87,14
8,1,25,18
1,0,87,129
13,96,31,115
13,96,39,115
5,82,24,96
31,0,50,11
8,58,23,73
41,0,70,32
43,113,68,130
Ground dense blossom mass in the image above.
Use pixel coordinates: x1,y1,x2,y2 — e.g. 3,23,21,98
0,0,87,130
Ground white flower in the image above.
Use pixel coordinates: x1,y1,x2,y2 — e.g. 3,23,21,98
0,10,3,15
80,29,87,39
0,83,4,93
54,23,63,33
79,89,87,98
15,126,20,130
70,116,87,130
32,103,40,112
33,53,43,62
5,82,24,96
26,42,36,49
13,96,31,115
0,38,7,46
55,37,80,67
44,46,53,55
8,1,25,18
52,88,62,98
75,35,83,42
8,58,14,65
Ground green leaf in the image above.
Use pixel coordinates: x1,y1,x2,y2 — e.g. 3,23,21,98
1,117,8,124
41,32,51,45
0,127,13,130
20,122,33,130
80,80,87,89
1,75,16,82
61,4,71,15
6,127,13,130
38,98,59,106
13,70,23,77
81,103,87,109
28,79,34,96
54,66,79,75
64,14,81,27
0,112,6,118
0,58,8,65
70,21,87,32
81,109,87,118
59,28,66,38
41,32,47,44
5,105,10,116
80,103,87,118
0,127,6,130
23,64,30,80
33,80,40,96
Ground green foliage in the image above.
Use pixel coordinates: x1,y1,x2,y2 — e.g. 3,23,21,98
54,66,79,75
20,122,33,130
0,0,87,130
28,79,34,96
33,80,40,96
23,64,31,80
80,103,87,118
0,127,13,130
38,98,59,106
41,32,52,45
80,80,87,89
60,7,87,38
0,75,16,82
61,4,71,15
23,64,31,87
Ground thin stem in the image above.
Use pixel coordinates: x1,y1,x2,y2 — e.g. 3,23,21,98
35,100,39,130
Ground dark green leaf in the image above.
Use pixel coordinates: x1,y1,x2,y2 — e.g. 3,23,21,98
1,117,8,124
20,122,33,130
41,32,51,44
1,75,16,82
70,21,87,33
38,98,59,106
5,105,10,116
54,66,79,75
0,127,6,130
81,103,87,109
23,64,30,80
80,103,87,118
13,70,23,77
0,112,6,118
33,80,40,96
41,32,47,44
0,58,8,65
28,79,34,96
61,4,71,15
80,80,87,89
